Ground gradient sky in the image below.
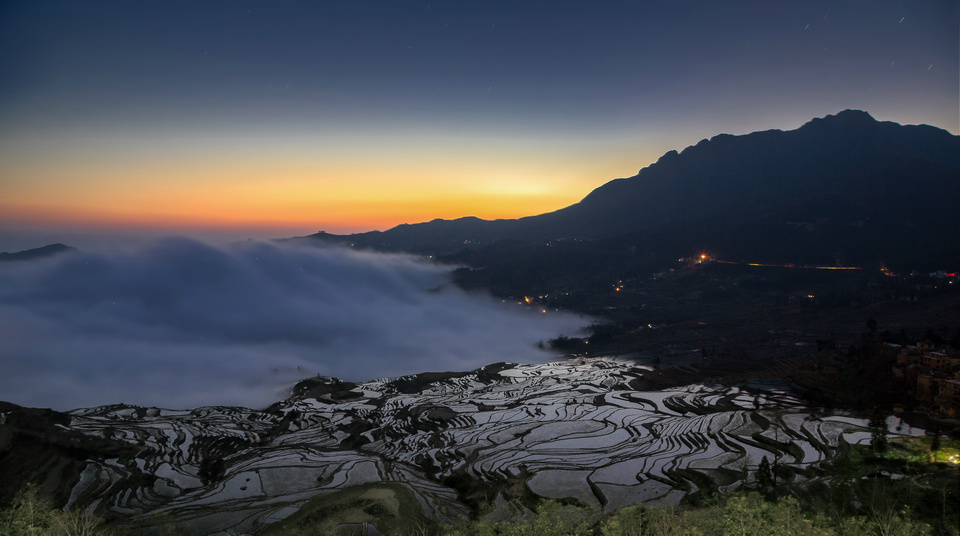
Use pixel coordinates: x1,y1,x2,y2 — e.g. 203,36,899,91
1,0,957,249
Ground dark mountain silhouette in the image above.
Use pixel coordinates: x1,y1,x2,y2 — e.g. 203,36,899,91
310,110,960,270
0,243,75,262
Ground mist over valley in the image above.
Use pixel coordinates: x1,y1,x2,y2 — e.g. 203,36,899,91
0,238,587,410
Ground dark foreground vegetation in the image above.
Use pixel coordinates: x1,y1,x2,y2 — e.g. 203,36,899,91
4,437,956,536
0,485,118,536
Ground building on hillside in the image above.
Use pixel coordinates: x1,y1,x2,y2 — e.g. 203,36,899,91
923,351,955,372
939,379,960,418
894,342,959,417
916,373,938,403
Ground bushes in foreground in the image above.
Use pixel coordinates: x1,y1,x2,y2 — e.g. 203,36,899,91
0,485,116,536
0,477,949,536
0,488,938,536
443,493,932,536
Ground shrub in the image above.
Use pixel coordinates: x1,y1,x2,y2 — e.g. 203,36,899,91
0,485,115,536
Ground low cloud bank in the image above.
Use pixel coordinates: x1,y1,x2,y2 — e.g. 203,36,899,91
0,238,588,410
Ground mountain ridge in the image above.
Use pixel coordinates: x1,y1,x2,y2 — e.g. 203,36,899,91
0,243,75,262
308,110,960,270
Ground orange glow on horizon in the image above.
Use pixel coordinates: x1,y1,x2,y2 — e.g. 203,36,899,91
0,188,577,237
0,149,632,237
0,122,660,239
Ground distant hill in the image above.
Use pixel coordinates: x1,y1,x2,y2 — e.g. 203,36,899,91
310,110,960,270
0,243,74,262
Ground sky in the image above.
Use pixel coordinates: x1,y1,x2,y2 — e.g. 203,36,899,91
0,239,588,410
0,0,957,249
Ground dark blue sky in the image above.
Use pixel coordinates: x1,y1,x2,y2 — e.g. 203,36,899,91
0,0,957,244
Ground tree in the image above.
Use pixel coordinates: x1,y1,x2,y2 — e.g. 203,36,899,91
869,411,888,455
929,420,941,462
756,456,773,490
772,423,783,490
733,455,751,482
0,484,114,536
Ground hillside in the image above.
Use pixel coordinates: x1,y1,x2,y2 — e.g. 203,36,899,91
0,359,938,535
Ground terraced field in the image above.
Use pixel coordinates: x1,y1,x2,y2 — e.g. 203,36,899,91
23,358,921,534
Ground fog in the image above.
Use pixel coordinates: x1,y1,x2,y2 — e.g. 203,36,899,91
0,238,588,410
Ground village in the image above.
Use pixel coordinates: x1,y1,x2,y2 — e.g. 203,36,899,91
891,340,960,418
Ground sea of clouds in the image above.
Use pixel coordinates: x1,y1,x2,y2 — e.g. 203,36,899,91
0,238,588,410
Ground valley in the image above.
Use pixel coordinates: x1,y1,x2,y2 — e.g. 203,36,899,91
2,110,959,535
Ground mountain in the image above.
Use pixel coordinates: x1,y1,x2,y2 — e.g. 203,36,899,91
0,243,75,262
310,110,960,270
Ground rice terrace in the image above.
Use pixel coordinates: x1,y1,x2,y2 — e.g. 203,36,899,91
4,357,952,535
